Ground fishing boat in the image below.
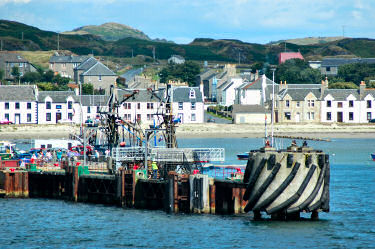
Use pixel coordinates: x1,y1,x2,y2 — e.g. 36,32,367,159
371,153,375,161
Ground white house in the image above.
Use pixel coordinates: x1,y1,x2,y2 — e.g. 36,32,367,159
168,55,185,64
0,85,38,124
218,78,243,106
235,75,278,105
171,86,204,123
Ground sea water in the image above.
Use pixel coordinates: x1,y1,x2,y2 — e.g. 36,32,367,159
1,138,374,248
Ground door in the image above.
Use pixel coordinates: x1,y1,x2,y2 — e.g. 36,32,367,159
15,114,20,124
295,112,300,122
337,112,343,122
275,111,279,123
56,113,62,123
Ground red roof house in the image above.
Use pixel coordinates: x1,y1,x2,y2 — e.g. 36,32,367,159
278,52,304,64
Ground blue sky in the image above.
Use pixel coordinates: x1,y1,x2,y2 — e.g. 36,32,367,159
1,0,375,44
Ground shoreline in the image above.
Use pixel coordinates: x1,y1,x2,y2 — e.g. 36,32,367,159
0,123,375,140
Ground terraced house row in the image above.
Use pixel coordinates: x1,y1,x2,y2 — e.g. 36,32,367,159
0,85,204,125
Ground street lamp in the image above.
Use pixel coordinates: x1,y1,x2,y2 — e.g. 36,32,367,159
271,67,276,147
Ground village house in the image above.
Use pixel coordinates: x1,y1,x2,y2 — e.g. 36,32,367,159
320,58,375,76
278,51,304,64
74,57,117,94
49,54,89,79
167,55,185,64
232,104,270,124
0,52,37,81
171,86,204,123
0,85,38,124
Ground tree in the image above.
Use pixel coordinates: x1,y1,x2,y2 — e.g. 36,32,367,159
272,59,321,84
0,69,4,81
11,66,21,83
329,82,358,89
21,72,41,83
82,83,94,95
42,70,55,82
53,74,70,84
159,61,200,86
337,63,375,85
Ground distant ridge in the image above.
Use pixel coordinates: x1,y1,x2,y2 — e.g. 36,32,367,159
270,36,345,45
63,22,151,41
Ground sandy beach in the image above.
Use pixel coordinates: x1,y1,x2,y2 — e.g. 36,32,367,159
1,123,375,140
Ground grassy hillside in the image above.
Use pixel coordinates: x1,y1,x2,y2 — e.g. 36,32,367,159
2,20,375,65
64,22,151,41
272,36,344,45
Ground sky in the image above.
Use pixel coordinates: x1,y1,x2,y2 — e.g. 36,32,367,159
1,0,375,44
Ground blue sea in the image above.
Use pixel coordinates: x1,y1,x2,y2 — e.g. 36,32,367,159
1,138,375,248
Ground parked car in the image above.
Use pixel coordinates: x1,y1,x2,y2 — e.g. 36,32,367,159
0,119,13,125
369,119,375,123
207,118,215,123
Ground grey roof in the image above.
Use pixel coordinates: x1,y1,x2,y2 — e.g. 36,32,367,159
286,84,321,89
323,89,360,100
279,88,321,101
82,62,116,76
0,52,28,63
173,87,203,102
38,91,76,102
0,85,37,101
78,95,109,106
49,55,89,63
363,89,375,99
117,89,164,103
232,104,270,114
321,58,375,67
76,57,98,71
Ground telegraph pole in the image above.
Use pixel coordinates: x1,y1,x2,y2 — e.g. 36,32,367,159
57,33,60,51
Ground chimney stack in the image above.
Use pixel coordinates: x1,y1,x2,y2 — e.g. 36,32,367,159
360,80,366,100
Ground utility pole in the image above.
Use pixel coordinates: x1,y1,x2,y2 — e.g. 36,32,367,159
57,33,60,51
1,40,3,51
342,25,346,37
238,52,241,65
271,68,276,147
21,32,24,41
152,47,155,62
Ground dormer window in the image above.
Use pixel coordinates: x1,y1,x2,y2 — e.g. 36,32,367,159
189,89,196,99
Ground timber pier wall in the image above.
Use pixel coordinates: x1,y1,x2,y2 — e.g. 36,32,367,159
0,167,248,216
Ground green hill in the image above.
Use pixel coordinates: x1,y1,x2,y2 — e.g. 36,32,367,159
64,22,151,41
2,20,375,65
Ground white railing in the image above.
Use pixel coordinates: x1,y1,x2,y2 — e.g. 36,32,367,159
112,147,225,163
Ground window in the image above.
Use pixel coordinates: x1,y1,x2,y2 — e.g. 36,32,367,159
5,102,9,109
327,100,331,107
27,102,31,109
178,102,183,110
326,112,331,121
147,114,152,120
137,103,140,109
62,63,66,68
19,63,23,67
307,100,315,107
367,112,372,120
56,105,62,109
285,100,290,108
124,103,131,109
15,102,20,109
27,114,31,122
337,102,343,108
306,112,315,120
46,101,51,109
98,75,102,81
367,100,372,108
189,102,195,110
349,112,354,121
147,103,154,109
97,106,100,112
68,113,73,120
87,106,91,113
284,112,291,120
68,101,73,109
189,89,196,98
326,66,331,72
191,113,196,121
296,101,300,107
137,114,141,121
46,113,51,121
349,100,354,107
5,114,9,121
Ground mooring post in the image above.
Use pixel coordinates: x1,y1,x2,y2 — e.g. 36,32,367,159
4,172,9,196
311,211,319,220
209,179,216,214
73,166,79,202
22,172,29,197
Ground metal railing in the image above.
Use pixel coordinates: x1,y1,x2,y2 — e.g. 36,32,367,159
112,147,225,163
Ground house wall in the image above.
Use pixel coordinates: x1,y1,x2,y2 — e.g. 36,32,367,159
277,93,320,123
0,101,37,124
320,95,362,123
222,78,243,106
233,113,270,124
118,102,162,125
50,62,76,78
239,89,262,105
5,62,35,79
320,66,338,76
37,96,75,124
81,75,117,94
172,102,204,123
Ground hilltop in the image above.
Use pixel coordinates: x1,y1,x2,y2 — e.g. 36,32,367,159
2,20,375,65
63,22,151,41
271,36,345,46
